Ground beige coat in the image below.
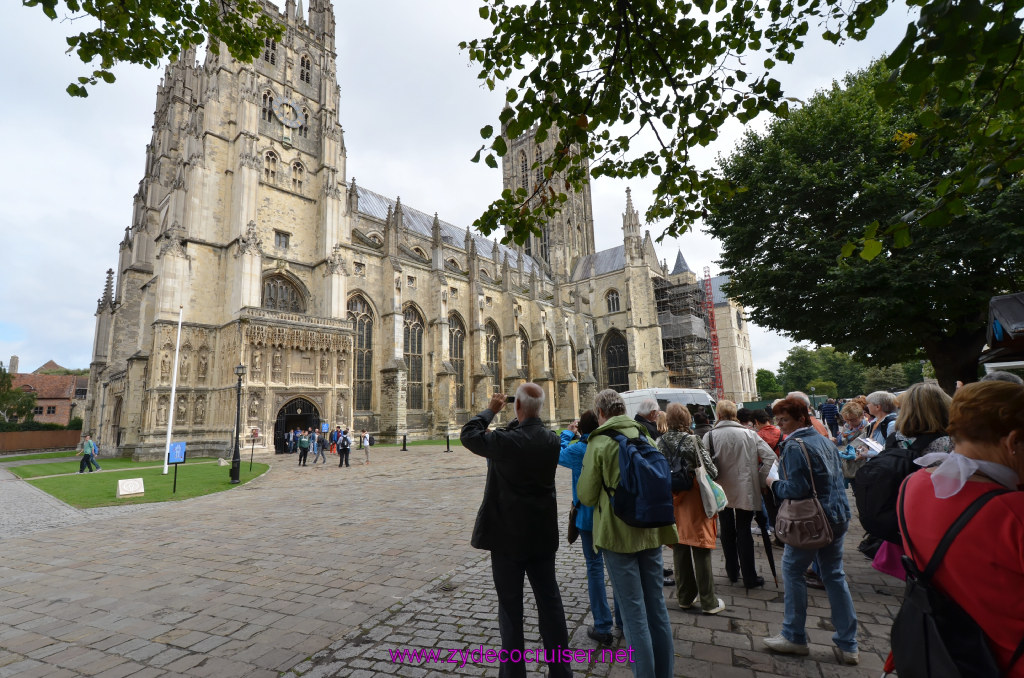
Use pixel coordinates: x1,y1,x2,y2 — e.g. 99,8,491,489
703,420,778,511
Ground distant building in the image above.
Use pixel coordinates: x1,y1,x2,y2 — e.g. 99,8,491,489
11,373,78,426
709,276,756,402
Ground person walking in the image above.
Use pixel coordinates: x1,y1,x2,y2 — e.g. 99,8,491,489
297,429,310,466
579,389,677,678
461,384,573,678
362,430,371,464
337,428,351,467
77,434,100,473
764,396,859,665
704,399,777,589
658,403,724,614
310,428,326,464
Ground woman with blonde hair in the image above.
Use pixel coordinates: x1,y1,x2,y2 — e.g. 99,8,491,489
656,410,668,436
897,381,1024,676
657,403,723,614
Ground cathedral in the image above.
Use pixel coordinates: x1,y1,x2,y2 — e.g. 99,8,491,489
83,0,754,458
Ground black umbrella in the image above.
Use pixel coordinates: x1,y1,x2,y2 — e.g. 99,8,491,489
754,493,778,587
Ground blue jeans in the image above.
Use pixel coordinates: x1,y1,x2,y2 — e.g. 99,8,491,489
311,445,325,463
780,523,857,652
579,530,621,634
602,547,674,678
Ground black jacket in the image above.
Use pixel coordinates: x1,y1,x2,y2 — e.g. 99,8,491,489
634,413,661,440
461,410,561,556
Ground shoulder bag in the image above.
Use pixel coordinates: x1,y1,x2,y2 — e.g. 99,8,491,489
696,432,728,518
774,438,834,550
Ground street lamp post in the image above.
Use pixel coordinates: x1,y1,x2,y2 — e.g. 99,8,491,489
230,363,246,484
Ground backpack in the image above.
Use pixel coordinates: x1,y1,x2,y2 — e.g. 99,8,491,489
891,484,1024,678
368,434,375,446
854,432,942,543
595,429,674,528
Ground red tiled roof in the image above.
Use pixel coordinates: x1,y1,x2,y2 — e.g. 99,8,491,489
12,374,76,400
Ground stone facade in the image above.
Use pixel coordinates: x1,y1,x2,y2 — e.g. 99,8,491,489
710,276,756,403
83,0,752,459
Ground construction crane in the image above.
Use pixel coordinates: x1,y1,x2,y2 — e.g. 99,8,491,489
702,267,725,400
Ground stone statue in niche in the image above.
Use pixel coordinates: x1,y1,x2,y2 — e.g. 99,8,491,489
180,354,190,381
157,395,169,425
197,354,208,381
272,351,282,372
252,350,262,375
194,396,206,424
320,352,329,375
160,354,170,383
336,392,346,420
176,395,188,424
249,395,260,420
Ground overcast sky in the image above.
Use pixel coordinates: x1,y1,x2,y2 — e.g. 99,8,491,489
0,1,912,377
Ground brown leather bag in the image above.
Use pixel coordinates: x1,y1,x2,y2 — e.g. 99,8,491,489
774,438,834,550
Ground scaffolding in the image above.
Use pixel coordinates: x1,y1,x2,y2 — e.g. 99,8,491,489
653,277,715,391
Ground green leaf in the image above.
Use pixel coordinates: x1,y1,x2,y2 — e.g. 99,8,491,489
860,239,883,261
479,6,489,19
480,125,494,139
491,136,508,156
839,242,856,259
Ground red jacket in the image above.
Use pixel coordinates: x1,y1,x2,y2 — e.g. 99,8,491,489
900,471,1024,676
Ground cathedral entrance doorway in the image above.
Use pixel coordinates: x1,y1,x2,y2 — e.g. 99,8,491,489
274,398,320,454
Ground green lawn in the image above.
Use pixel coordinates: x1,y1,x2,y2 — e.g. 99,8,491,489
7,457,219,479
26,462,269,508
0,451,77,462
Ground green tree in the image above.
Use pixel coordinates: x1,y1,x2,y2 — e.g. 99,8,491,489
24,0,282,96
464,0,1024,251
806,379,839,398
0,364,37,423
756,369,783,400
816,347,866,397
777,347,824,394
900,360,926,387
863,365,908,393
706,63,1024,393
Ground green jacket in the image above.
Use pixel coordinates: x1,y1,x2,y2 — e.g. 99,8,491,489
577,415,678,554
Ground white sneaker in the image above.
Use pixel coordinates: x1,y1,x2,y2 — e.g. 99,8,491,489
702,598,726,615
763,634,809,655
751,525,763,535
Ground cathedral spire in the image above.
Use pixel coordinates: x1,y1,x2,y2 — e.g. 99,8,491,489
671,249,692,275
622,187,641,239
295,0,304,21
99,268,114,312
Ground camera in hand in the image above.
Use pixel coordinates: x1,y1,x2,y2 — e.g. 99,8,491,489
506,395,515,403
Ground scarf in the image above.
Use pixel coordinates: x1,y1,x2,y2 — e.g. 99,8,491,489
914,451,1020,498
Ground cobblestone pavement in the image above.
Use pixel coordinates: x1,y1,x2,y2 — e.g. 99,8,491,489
0,445,902,677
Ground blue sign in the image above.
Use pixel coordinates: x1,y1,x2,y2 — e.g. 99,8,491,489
168,441,187,464
321,422,329,433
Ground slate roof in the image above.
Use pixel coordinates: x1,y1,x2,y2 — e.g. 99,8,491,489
355,186,548,279
570,245,625,282
671,250,692,275
33,360,66,373
710,274,730,306
13,374,76,400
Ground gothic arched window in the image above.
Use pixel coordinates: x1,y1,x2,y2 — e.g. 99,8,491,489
604,331,629,392
261,90,273,122
292,162,304,192
403,306,425,410
519,327,530,377
485,321,501,396
300,55,312,84
299,109,310,139
263,38,277,65
540,226,549,264
569,338,578,375
535,149,544,185
261,274,305,313
546,334,555,373
519,151,529,191
264,151,278,182
449,313,466,409
606,289,620,313
348,295,374,411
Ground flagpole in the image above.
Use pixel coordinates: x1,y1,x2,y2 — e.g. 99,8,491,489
163,305,184,475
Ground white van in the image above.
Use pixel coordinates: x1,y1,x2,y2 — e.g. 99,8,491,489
619,388,717,423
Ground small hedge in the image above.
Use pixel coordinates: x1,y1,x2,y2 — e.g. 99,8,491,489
0,420,67,433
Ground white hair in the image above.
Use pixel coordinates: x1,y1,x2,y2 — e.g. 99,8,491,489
787,391,811,407
637,398,659,416
515,382,545,417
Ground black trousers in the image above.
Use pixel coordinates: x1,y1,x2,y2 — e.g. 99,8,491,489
338,448,350,467
719,507,759,586
297,449,308,465
79,455,97,472
490,551,572,678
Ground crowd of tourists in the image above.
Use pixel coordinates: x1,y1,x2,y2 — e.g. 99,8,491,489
461,376,1024,678
283,426,373,467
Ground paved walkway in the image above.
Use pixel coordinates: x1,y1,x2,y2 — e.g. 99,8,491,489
0,445,902,677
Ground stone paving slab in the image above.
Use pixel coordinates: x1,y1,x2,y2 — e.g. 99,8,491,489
0,445,902,677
